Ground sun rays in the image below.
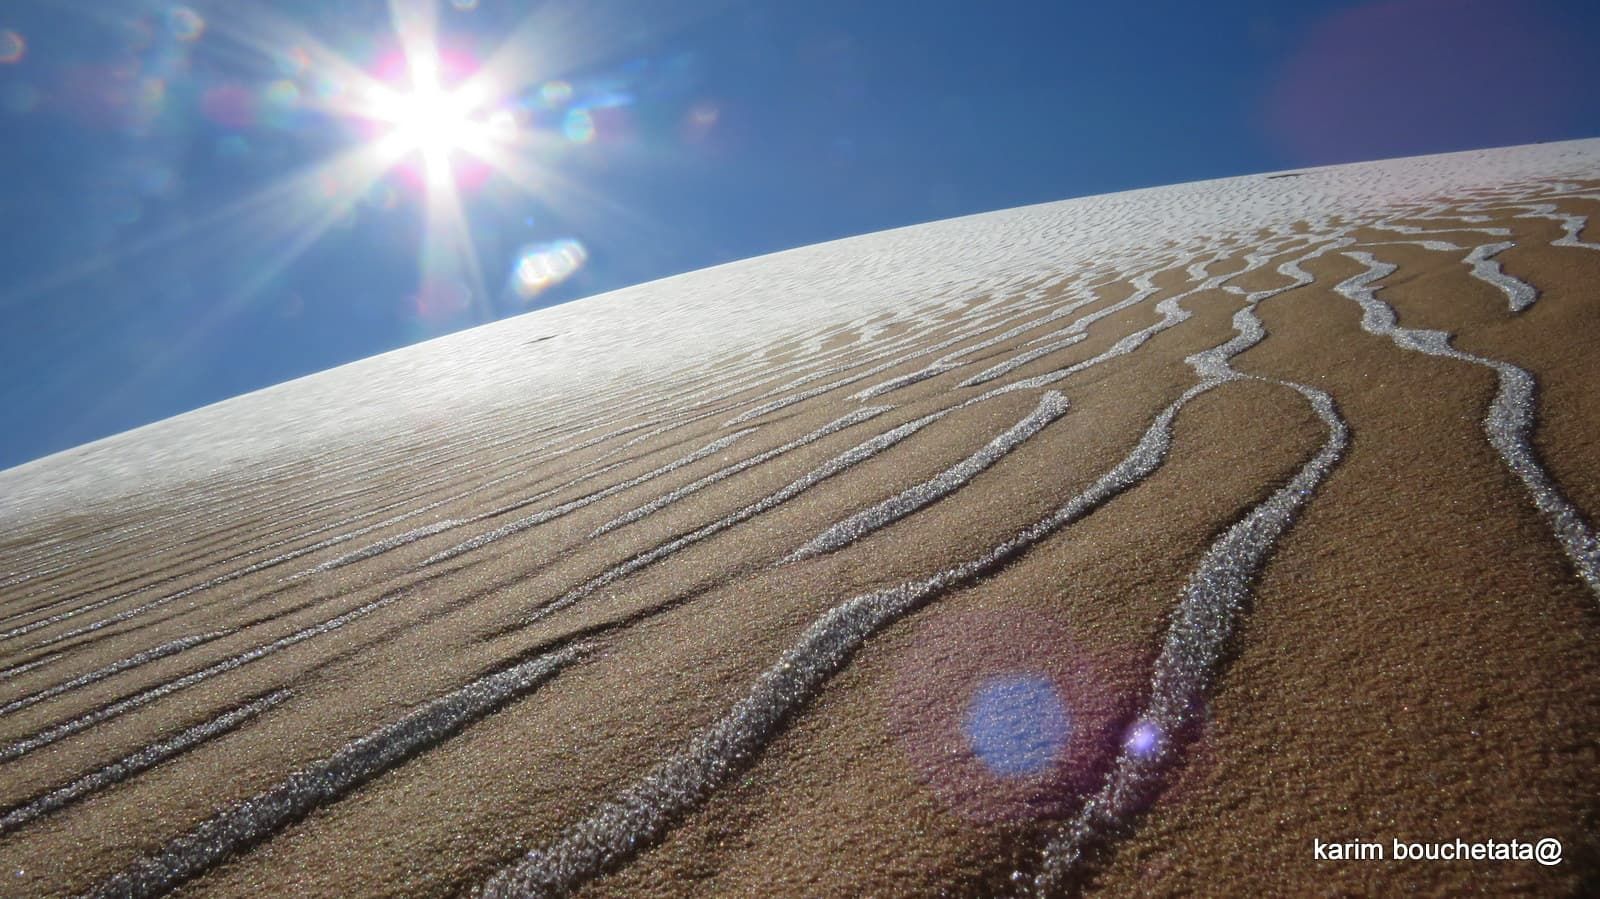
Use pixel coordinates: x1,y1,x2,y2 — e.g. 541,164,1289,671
0,0,607,330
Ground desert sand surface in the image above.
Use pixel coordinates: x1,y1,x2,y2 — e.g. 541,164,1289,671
1,140,1598,897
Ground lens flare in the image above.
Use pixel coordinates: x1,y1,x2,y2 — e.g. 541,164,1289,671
562,108,595,144
1124,719,1163,760
683,101,720,142
0,30,25,65
513,239,587,299
963,674,1072,778
887,608,1143,823
276,47,312,78
688,103,719,127
167,7,206,43
539,80,573,107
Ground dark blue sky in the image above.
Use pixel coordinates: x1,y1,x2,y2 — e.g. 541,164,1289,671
1,0,1596,470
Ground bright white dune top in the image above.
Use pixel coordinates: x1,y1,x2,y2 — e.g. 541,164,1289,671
3,138,1598,522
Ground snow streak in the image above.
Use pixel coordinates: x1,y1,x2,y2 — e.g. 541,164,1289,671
785,391,1069,562
1464,242,1539,311
89,644,586,898
423,429,754,567
0,630,226,718
0,689,292,837
591,406,891,537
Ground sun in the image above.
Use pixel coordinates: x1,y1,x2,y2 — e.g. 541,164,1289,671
365,56,497,185
140,0,595,331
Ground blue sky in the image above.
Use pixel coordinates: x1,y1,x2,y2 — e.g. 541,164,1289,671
1,0,1596,470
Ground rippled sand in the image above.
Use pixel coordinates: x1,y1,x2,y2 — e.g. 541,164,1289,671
1,141,1598,897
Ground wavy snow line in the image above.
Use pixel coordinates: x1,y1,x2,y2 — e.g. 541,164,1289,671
568,358,812,472
719,317,990,424
1401,197,1510,225
785,391,1069,562
1358,239,1462,252
1514,204,1600,251
1018,268,1167,349
423,430,754,567
979,290,1192,400
0,591,404,763
0,652,63,682
581,408,738,468
723,327,989,427
0,688,292,837
725,372,889,426
1463,242,1539,311
958,333,1089,388
463,459,640,525
1369,219,1509,237
452,386,771,534
849,296,1094,401
850,361,962,400
592,407,891,538
1334,252,1600,597
0,564,66,592
739,279,1080,410
292,519,467,578
531,411,952,623
0,630,227,718
453,407,718,512
89,643,588,899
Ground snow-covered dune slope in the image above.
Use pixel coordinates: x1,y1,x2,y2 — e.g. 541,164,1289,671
0,140,1598,898
3,140,1597,522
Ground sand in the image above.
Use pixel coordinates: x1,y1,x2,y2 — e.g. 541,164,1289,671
0,141,1598,897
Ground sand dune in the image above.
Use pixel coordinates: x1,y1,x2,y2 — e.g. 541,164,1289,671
1,140,1598,897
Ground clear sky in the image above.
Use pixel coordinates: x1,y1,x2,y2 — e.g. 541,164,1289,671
1,0,1596,470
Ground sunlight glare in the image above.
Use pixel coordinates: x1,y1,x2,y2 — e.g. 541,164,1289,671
365,52,504,185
